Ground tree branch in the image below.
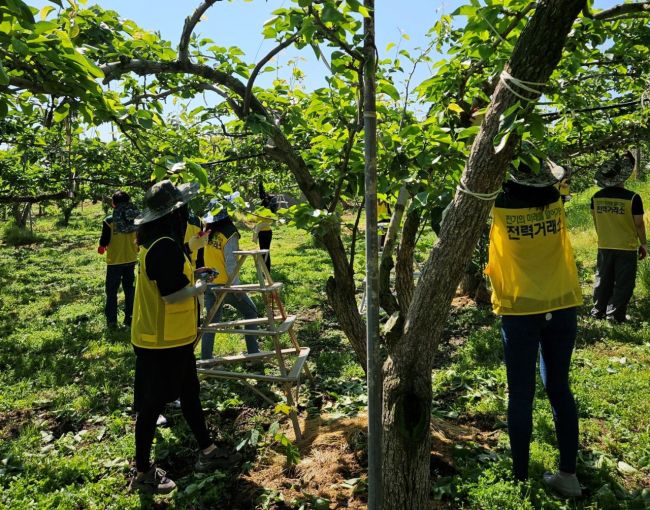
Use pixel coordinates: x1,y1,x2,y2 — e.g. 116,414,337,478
349,197,364,271
242,33,299,116
0,191,69,204
584,1,650,20
541,98,640,121
308,5,364,61
328,122,361,213
179,0,222,63
203,152,266,166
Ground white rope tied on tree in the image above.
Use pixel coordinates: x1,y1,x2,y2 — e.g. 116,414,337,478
499,70,546,102
457,180,501,201
641,86,650,111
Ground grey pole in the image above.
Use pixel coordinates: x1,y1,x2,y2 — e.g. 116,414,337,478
363,1,382,509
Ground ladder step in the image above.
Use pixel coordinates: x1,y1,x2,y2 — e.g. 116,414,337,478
201,315,296,335
208,282,283,294
196,347,301,367
287,347,310,381
197,347,310,383
203,316,284,328
197,368,292,383
234,249,269,255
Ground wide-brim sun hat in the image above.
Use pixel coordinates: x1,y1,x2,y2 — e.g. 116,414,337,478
509,158,566,188
595,152,635,188
135,180,200,225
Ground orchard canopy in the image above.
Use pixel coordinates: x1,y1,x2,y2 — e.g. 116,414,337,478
1,0,649,357
2,1,650,508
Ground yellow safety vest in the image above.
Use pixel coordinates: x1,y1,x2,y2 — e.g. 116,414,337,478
106,222,138,265
377,200,390,222
184,220,202,266
256,220,272,233
485,199,582,315
203,231,237,285
131,237,197,349
592,196,638,251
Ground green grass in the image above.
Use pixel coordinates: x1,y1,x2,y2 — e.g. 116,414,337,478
1,183,650,509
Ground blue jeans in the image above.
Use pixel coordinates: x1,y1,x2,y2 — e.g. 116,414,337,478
201,286,260,359
500,307,579,480
105,263,135,325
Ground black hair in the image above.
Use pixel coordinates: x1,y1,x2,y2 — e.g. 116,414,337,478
206,215,239,242
137,204,189,249
112,190,130,205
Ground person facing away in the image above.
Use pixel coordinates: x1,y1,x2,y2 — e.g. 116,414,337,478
484,154,583,498
200,198,261,359
97,190,139,328
255,182,278,271
129,180,239,494
590,152,647,323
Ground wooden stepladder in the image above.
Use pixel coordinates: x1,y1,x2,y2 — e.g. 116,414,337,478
196,249,311,439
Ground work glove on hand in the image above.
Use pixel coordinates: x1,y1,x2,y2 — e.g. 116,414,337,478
188,232,209,253
97,246,106,255
162,280,208,305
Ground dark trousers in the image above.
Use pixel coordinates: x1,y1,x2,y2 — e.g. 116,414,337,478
134,344,211,471
105,262,135,325
592,248,637,321
500,307,579,480
258,229,272,271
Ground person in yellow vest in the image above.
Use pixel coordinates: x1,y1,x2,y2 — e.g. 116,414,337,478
591,152,647,323
484,157,583,498
377,196,392,248
129,180,239,494
255,182,278,271
556,169,572,203
200,198,261,360
184,211,205,268
97,191,139,328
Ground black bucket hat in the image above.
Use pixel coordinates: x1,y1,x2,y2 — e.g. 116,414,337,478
134,180,199,226
595,152,635,188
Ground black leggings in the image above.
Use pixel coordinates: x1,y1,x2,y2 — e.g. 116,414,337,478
134,344,211,471
258,229,272,271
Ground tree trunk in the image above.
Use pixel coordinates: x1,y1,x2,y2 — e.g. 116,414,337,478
58,200,79,227
267,130,368,370
381,1,586,507
11,203,30,229
379,186,410,316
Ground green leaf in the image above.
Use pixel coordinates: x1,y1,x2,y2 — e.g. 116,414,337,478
186,162,208,187
0,62,9,86
52,102,70,122
39,5,55,20
493,130,511,154
448,102,464,114
378,80,400,101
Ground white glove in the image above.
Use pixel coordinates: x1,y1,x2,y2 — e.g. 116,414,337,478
188,232,208,252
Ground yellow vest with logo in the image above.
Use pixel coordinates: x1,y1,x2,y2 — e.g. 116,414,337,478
485,199,582,315
131,237,197,349
106,221,138,265
592,196,638,251
184,220,202,266
203,231,236,285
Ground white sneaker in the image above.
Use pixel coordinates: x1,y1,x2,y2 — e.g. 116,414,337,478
156,414,168,426
543,471,582,498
